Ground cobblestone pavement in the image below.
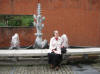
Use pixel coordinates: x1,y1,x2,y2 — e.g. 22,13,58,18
0,63,100,74
0,65,73,74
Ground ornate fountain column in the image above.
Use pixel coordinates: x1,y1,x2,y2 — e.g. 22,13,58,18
33,2,46,48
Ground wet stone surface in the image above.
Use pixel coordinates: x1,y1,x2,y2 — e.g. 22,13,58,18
71,65,100,74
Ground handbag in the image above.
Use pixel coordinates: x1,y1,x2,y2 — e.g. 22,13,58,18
61,47,67,54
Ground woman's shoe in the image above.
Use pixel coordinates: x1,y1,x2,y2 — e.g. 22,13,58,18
50,64,54,69
55,66,59,70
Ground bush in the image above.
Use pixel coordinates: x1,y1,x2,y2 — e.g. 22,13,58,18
0,22,6,26
0,15,34,26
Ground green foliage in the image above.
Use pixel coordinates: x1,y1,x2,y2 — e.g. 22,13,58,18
0,15,34,26
21,16,33,26
0,22,6,26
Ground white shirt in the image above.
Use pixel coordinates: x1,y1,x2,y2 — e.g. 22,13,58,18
49,37,62,54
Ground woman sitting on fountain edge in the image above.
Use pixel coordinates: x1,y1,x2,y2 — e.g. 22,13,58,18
48,30,63,70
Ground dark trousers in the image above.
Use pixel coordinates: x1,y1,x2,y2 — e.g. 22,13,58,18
48,52,62,67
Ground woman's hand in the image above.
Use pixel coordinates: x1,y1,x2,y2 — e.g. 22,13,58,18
52,49,56,52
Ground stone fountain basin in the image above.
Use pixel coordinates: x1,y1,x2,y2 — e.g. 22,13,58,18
0,47,99,56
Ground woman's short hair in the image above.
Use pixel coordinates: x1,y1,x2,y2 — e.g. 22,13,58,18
53,30,59,36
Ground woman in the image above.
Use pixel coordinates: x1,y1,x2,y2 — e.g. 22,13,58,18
48,30,62,70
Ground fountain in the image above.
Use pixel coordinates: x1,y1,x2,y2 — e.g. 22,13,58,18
9,33,20,49
61,34,69,48
33,2,48,49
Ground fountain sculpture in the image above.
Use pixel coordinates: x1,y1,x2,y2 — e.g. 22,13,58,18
9,33,20,49
61,34,69,48
33,2,48,49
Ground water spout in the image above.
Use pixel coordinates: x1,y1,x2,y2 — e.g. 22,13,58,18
9,33,20,49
